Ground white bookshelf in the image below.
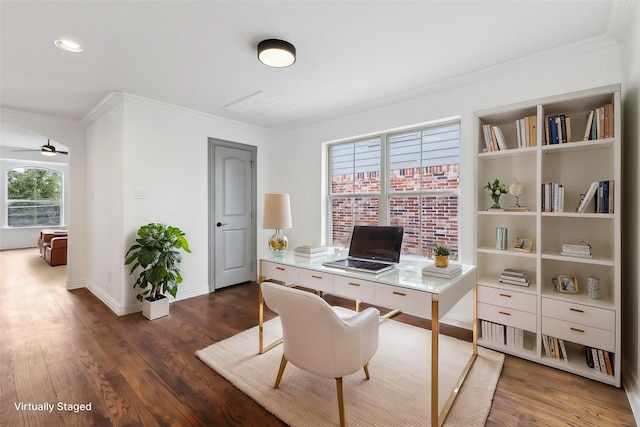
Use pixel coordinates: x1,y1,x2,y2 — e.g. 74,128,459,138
474,85,621,387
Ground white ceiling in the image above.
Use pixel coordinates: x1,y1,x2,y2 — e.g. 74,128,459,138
0,0,631,150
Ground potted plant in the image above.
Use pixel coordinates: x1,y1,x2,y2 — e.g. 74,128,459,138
484,178,507,209
432,244,451,268
125,223,192,320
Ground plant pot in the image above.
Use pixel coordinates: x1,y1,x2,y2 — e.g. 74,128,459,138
434,255,450,268
142,295,169,320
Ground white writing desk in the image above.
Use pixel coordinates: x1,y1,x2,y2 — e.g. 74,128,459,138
258,252,477,427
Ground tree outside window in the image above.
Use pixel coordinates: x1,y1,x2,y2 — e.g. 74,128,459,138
6,167,62,227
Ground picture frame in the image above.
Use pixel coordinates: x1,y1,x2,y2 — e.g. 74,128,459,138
513,237,534,252
556,274,579,294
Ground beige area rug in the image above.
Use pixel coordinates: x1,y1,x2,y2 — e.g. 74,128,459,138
196,318,504,427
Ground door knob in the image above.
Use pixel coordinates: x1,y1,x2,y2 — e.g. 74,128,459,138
216,222,228,227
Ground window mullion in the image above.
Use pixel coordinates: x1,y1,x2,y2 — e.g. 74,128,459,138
379,133,389,225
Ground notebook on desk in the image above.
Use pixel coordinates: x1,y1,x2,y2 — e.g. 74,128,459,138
322,226,404,274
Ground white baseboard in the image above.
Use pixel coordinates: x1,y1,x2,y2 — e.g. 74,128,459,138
623,368,640,425
86,280,130,316
66,279,85,290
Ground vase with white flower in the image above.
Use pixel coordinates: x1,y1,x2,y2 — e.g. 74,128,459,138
484,178,507,209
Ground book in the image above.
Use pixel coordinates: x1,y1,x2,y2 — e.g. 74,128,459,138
560,251,593,259
603,351,613,375
501,268,527,277
558,339,568,362
482,124,493,152
499,278,530,287
576,181,599,213
499,275,528,282
294,245,328,254
528,115,537,146
561,243,591,254
422,263,462,278
585,346,594,368
583,110,594,141
598,349,607,373
592,348,601,371
493,126,508,150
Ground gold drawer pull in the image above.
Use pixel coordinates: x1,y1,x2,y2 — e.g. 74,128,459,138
392,291,406,296
348,282,361,287
311,275,322,279
498,311,511,316
570,327,585,333
499,293,512,298
276,267,285,271
569,308,584,313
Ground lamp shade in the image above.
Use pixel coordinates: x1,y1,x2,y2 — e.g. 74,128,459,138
263,193,292,229
257,39,296,68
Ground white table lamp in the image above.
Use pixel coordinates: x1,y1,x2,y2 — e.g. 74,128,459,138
263,193,292,255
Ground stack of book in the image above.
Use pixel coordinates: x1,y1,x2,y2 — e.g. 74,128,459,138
294,245,329,258
561,242,592,259
542,334,569,361
585,346,614,376
583,104,614,141
498,269,529,287
577,180,615,214
422,263,462,279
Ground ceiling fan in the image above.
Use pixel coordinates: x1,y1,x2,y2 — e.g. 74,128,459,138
12,139,68,156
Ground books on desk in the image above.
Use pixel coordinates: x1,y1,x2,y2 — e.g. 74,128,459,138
422,263,462,279
294,245,329,258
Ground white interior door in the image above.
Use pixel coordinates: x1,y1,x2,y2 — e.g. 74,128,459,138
211,142,255,290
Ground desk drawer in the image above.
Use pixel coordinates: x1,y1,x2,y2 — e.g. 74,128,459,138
478,286,536,314
298,268,334,293
375,284,431,318
261,261,299,285
478,302,537,332
333,275,376,303
542,317,615,351
542,298,615,332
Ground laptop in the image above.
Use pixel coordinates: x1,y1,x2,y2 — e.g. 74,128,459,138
323,226,404,274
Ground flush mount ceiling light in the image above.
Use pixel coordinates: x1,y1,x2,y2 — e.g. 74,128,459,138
257,39,296,68
54,39,84,53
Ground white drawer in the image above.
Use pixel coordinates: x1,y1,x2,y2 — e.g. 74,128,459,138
375,284,431,319
261,261,299,285
542,317,615,352
297,268,334,293
333,275,376,303
542,298,615,332
478,285,536,314
478,302,537,332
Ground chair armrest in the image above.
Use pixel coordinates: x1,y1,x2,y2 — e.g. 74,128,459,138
50,237,68,249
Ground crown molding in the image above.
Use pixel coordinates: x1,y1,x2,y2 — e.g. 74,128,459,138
607,0,635,42
272,34,620,133
82,91,268,133
1,108,82,128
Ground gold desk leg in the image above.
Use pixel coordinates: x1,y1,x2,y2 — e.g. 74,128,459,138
380,308,401,323
431,296,439,427
434,286,479,427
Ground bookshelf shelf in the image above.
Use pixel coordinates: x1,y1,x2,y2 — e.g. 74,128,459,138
474,84,621,387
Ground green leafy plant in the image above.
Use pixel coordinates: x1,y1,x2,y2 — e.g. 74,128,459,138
432,244,451,257
484,178,507,205
125,223,192,302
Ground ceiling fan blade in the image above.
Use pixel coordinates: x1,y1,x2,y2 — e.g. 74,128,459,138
57,151,69,155
11,149,41,152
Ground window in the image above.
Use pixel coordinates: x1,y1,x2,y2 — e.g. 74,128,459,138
6,167,63,227
328,121,460,259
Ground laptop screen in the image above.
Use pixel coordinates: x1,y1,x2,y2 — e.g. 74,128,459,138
348,226,404,263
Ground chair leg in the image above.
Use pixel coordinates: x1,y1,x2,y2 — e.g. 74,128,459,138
363,363,370,380
335,377,345,427
274,355,288,389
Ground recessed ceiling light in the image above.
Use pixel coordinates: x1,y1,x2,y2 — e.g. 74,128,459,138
54,39,84,53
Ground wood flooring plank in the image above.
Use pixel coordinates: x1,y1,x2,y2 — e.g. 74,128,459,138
0,248,635,427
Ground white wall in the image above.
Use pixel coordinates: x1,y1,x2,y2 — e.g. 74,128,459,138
84,93,271,315
269,42,622,328
0,110,87,288
621,1,640,419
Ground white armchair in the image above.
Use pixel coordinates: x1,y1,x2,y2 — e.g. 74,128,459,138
260,281,380,427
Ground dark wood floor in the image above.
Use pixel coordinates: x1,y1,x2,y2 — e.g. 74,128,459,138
1,248,636,426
